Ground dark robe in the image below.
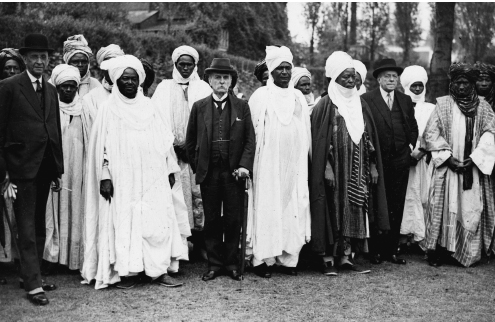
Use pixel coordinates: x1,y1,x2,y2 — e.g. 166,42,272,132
309,95,389,254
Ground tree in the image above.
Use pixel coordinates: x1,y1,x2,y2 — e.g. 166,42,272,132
395,2,422,64
360,2,389,65
349,3,357,45
456,2,495,62
303,2,322,65
428,3,456,102
317,2,349,59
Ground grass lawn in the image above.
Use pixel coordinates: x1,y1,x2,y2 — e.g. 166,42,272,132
0,252,494,322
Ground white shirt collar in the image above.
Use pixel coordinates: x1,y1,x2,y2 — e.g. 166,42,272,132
212,92,228,102
379,86,393,103
26,70,42,87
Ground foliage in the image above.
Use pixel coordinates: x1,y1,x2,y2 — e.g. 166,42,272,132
359,2,390,65
303,2,321,65
395,2,422,65
316,4,348,61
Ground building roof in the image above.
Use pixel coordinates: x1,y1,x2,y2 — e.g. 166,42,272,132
127,10,158,24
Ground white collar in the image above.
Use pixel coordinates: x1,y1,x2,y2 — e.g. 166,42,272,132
212,92,228,102
27,70,42,86
379,86,394,102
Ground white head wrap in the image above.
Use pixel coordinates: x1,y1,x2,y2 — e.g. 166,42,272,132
291,67,311,88
51,64,81,86
353,59,367,95
63,34,93,63
100,55,146,86
326,51,364,145
96,44,124,66
171,45,201,83
265,46,293,76
401,65,428,103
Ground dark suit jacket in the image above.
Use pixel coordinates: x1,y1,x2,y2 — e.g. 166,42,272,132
0,71,63,180
186,93,255,184
361,88,418,161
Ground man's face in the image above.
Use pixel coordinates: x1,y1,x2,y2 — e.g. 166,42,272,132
451,76,473,98
117,68,139,98
336,68,356,89
271,62,292,88
355,72,363,90
377,70,399,92
23,50,49,78
409,81,425,95
261,70,269,86
2,59,21,79
68,53,89,78
295,76,311,95
56,80,78,104
176,55,195,79
475,73,493,96
209,73,231,97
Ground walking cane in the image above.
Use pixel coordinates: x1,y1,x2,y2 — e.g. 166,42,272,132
237,175,249,291
2,196,20,263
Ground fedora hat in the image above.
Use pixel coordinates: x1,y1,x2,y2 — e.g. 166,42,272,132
372,58,404,79
19,34,54,55
204,58,236,75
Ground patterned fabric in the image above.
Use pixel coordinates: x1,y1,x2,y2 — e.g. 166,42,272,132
474,62,495,108
0,48,25,78
254,59,268,83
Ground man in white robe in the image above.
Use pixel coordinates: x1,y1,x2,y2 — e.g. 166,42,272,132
152,46,212,257
291,67,315,114
423,63,495,267
248,46,311,278
81,55,190,289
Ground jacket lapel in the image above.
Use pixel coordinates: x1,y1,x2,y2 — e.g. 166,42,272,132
203,96,213,147
370,88,392,128
42,76,51,120
229,94,238,126
394,92,411,131
19,71,43,119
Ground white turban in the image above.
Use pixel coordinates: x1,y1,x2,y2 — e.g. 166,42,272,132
353,60,367,95
51,64,81,86
291,67,311,88
96,44,124,66
63,34,93,64
265,46,293,74
171,45,201,83
401,65,428,103
326,51,364,145
100,55,146,86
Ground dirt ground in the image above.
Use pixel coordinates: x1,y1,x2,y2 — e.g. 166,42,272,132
0,252,494,322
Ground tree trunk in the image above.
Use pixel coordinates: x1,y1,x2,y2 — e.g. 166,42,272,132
350,2,357,45
342,2,349,51
370,3,376,65
310,22,315,65
428,3,456,102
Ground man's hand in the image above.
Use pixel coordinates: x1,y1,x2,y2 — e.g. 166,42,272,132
446,156,461,172
324,165,335,188
233,167,249,181
370,163,379,185
1,171,10,194
52,178,62,192
169,173,176,188
457,157,474,173
100,179,114,202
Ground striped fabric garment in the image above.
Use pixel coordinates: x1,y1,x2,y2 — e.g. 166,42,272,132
347,132,370,211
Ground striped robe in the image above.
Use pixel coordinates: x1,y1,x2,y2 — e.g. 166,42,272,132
423,96,495,267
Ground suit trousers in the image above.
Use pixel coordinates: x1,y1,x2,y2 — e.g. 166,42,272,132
12,149,56,292
380,149,410,257
200,160,243,272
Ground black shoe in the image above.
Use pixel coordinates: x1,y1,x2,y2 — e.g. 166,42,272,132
19,280,57,291
370,254,383,265
202,270,220,282
228,270,243,281
115,276,138,289
154,274,183,287
322,262,338,276
387,255,407,265
27,292,49,306
253,263,271,278
279,266,297,276
427,251,442,267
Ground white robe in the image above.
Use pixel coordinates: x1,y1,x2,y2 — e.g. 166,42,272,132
247,84,311,266
81,89,190,289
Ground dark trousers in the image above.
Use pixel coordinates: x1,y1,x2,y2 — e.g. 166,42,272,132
380,149,410,257
12,151,55,292
200,161,243,272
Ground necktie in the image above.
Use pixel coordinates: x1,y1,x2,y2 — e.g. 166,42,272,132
36,80,43,103
214,98,228,115
179,83,189,101
387,93,392,110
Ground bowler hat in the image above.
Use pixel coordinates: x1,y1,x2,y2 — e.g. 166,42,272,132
19,34,54,55
372,58,404,79
204,58,236,75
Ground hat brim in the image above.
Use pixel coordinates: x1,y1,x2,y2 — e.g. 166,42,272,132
373,66,404,79
204,67,237,75
19,47,54,55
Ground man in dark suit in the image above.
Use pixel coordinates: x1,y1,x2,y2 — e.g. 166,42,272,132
0,34,63,305
186,58,255,281
361,58,418,265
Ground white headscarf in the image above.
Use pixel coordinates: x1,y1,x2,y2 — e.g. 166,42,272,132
353,59,367,95
264,46,296,124
96,44,125,66
51,64,81,87
326,51,364,145
100,55,146,86
171,45,201,83
401,65,428,103
291,67,311,88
